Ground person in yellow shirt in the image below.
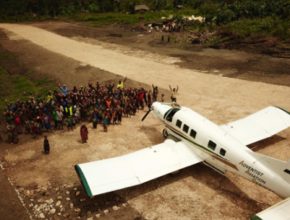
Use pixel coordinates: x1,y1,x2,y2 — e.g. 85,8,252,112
46,91,53,103
117,77,127,90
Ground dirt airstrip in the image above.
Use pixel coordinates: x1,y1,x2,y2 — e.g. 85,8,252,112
0,22,290,220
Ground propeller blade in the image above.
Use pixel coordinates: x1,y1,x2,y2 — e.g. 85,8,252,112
141,109,151,121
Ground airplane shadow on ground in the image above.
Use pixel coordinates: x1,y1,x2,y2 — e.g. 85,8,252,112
50,162,272,219
109,165,267,218
249,135,285,151
76,164,267,219
138,125,164,143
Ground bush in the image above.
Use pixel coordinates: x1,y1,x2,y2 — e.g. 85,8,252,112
87,3,100,13
199,2,219,23
216,8,236,24
224,17,290,39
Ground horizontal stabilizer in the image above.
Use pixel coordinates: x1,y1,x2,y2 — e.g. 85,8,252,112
221,106,290,146
75,139,202,197
250,151,290,184
252,197,290,220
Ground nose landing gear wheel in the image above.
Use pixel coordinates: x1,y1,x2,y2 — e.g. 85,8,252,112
162,129,169,138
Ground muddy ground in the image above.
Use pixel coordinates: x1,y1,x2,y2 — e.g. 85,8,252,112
0,21,289,220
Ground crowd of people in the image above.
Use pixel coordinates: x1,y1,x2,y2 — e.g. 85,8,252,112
1,79,160,144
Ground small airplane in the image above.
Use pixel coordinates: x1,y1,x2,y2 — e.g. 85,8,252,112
75,102,290,219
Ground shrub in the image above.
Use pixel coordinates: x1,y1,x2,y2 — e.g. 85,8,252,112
224,17,290,39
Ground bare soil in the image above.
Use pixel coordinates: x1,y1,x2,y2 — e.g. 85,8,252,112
0,21,290,220
0,169,30,220
33,21,290,87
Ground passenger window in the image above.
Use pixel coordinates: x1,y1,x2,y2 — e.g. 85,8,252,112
220,148,226,156
190,129,196,138
183,124,189,133
176,120,182,128
208,140,216,151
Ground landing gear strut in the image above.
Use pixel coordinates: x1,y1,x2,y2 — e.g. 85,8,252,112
162,128,169,138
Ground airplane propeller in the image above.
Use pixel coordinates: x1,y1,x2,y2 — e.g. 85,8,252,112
141,108,152,121
141,102,180,122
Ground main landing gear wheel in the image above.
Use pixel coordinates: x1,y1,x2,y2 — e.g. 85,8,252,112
162,128,169,138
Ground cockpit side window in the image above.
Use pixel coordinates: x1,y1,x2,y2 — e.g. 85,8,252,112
165,108,180,122
176,119,182,128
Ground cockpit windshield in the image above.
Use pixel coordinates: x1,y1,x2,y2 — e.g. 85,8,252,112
164,108,180,122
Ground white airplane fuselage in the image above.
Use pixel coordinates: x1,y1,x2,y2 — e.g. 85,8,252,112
151,102,290,198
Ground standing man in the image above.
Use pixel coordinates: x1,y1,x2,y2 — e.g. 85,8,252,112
52,108,58,130
92,109,100,129
117,77,127,90
56,107,63,129
169,85,179,103
43,136,50,154
80,124,88,143
161,93,165,102
147,90,152,108
59,83,69,97
152,84,159,101
103,113,109,132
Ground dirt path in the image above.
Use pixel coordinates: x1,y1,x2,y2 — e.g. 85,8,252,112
1,24,290,115
0,23,290,220
35,21,290,87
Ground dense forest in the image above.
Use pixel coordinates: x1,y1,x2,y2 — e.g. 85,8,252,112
0,0,290,48
1,0,290,21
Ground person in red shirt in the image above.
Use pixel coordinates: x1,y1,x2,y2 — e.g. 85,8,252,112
14,114,21,134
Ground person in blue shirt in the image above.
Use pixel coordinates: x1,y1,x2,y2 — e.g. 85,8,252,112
59,83,68,97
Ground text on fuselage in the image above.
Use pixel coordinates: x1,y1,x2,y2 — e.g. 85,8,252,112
239,161,266,185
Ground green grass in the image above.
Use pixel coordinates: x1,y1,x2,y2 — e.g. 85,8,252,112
0,67,56,115
201,17,290,48
224,17,290,39
70,9,199,26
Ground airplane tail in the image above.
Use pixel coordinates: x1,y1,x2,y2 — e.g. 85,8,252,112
250,152,290,183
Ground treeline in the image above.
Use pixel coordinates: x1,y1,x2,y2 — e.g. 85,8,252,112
0,0,176,18
198,0,290,24
0,0,290,22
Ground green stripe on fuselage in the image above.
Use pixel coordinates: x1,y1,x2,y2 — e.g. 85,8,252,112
165,123,237,170
165,124,217,155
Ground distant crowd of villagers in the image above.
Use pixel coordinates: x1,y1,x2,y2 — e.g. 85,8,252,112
1,78,160,144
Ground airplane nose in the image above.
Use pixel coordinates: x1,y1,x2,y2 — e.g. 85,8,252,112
152,102,172,119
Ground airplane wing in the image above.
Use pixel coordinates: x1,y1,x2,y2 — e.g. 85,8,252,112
252,197,290,220
75,139,202,197
221,106,290,146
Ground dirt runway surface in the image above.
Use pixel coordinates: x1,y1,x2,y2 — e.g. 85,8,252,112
0,168,30,220
0,22,290,220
